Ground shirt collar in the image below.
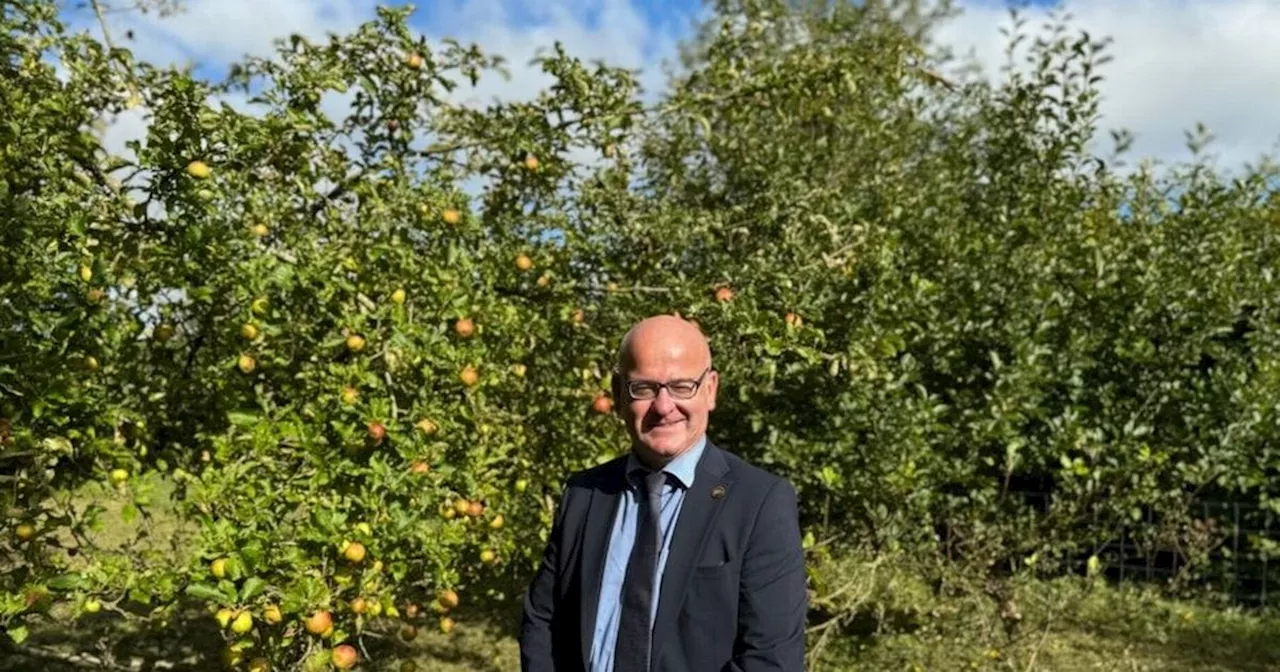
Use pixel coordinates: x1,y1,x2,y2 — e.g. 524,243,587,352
626,434,707,490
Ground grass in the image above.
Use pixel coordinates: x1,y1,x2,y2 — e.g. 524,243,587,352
6,476,1280,671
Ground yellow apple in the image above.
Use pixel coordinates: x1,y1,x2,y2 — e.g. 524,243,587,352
231,610,254,634
186,160,211,179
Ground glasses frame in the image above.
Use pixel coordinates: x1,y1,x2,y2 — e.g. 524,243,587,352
619,366,713,401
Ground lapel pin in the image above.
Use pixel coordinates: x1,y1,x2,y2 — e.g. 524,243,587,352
711,485,727,499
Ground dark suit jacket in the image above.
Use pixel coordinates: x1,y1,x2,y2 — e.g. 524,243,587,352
519,438,808,672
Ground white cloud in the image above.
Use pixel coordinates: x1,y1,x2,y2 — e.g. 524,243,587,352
934,0,1280,171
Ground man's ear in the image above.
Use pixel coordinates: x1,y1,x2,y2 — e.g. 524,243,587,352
610,370,624,406
705,370,719,411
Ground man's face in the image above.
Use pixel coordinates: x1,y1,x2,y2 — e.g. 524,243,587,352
615,352,718,464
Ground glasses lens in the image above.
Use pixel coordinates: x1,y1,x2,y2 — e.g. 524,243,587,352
668,382,698,398
629,382,658,399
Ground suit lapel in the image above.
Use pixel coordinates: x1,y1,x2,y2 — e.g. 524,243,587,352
578,458,626,669
649,441,734,670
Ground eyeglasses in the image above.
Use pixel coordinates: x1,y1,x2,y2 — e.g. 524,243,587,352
621,367,712,401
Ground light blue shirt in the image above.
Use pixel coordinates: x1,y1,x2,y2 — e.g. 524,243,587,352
589,436,707,672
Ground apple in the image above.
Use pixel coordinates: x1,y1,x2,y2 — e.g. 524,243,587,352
467,501,485,518
79,264,93,282
237,354,256,374
459,366,479,387
263,604,282,624
391,288,406,305
410,460,430,475
367,421,386,445
210,557,228,579
25,587,51,612
343,540,367,564
400,624,418,641
414,418,438,435
442,208,461,225
251,297,269,315
153,324,175,342
606,281,619,292
406,52,424,69
341,386,359,405
515,479,529,493
715,286,734,302
331,644,358,670
15,523,35,542
785,312,802,327
453,498,471,516
215,608,235,629
536,274,551,288
304,610,333,635
480,549,496,564
240,323,259,340
572,309,585,324
454,318,475,338
511,363,527,377
350,597,367,615
405,603,421,619
83,355,100,372
231,610,254,634
222,648,243,669
524,154,540,170
251,223,269,237
186,160,211,179
489,515,505,530
592,395,613,415
439,616,456,634
346,334,366,352
516,254,534,271
438,590,459,610
83,598,101,614
110,468,129,484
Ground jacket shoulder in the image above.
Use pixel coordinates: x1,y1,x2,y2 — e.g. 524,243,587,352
563,453,628,490
713,442,794,493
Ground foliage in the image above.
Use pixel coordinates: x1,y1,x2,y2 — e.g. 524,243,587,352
3,0,1280,668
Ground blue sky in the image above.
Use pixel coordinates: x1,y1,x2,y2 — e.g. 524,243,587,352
64,0,1280,173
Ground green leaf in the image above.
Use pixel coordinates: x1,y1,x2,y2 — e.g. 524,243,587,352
184,583,226,603
240,577,266,602
228,412,260,426
48,574,90,591
7,625,28,645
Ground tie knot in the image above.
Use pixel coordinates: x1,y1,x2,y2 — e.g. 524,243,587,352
634,469,667,496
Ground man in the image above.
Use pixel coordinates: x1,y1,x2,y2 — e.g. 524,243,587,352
519,314,808,672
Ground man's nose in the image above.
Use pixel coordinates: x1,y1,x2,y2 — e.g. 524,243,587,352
651,388,677,413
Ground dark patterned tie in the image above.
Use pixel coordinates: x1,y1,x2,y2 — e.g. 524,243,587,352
613,469,667,672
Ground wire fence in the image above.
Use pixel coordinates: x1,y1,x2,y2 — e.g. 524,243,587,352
1018,492,1279,608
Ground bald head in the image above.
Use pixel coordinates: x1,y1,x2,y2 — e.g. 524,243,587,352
615,314,711,375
